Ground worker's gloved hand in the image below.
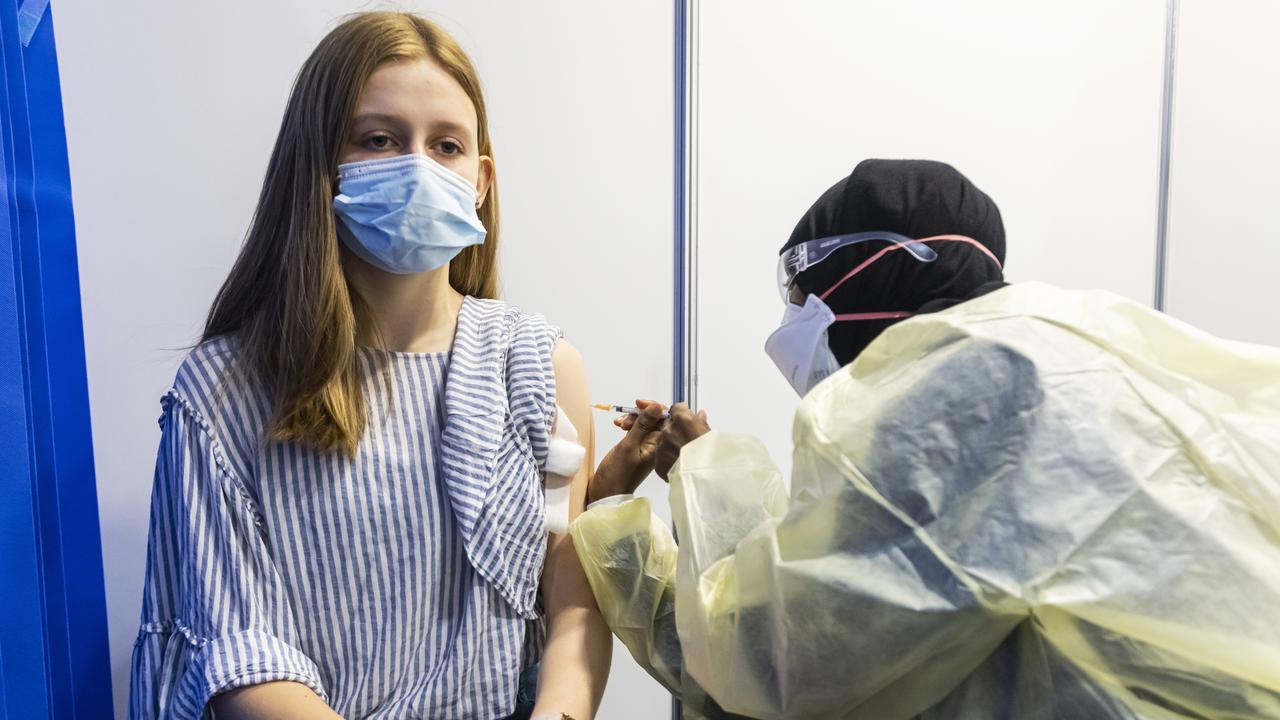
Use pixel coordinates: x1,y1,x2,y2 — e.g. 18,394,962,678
655,403,711,481
589,400,667,505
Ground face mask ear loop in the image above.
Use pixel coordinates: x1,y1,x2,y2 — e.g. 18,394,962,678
817,243,907,302
833,311,914,322
915,234,1004,269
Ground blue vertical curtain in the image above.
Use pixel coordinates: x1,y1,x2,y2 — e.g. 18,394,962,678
0,0,112,717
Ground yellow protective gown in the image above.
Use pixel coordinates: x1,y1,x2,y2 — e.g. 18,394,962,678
571,282,1280,720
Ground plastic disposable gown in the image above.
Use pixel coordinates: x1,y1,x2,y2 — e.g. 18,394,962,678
571,282,1280,719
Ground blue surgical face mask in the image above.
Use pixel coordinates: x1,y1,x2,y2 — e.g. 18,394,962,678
333,154,487,274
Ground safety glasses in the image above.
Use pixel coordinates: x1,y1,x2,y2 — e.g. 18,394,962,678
777,232,937,301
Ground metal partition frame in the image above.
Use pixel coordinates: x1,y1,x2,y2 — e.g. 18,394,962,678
674,0,699,412
1154,0,1179,311
672,1,697,717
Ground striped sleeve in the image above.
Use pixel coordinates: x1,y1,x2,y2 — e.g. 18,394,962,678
129,391,326,719
507,311,563,471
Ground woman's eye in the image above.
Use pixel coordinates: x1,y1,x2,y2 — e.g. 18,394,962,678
364,134,395,150
436,140,463,155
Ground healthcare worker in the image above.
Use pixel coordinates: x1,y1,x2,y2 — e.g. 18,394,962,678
577,160,1280,719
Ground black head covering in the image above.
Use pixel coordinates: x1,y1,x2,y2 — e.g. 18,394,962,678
783,159,1007,364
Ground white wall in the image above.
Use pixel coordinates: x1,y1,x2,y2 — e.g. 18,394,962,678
53,1,673,717
692,0,1167,474
1165,0,1280,345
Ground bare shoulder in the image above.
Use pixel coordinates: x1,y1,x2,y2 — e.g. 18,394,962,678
551,337,586,376
551,339,591,431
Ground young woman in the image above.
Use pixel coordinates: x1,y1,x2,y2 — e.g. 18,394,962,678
130,12,610,719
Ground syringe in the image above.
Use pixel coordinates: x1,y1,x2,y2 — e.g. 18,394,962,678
592,403,671,419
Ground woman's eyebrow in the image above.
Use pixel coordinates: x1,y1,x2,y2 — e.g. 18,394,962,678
429,120,474,140
348,113,473,139
349,112,409,128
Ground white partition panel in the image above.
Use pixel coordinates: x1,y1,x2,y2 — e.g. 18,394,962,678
1165,0,1280,346
693,0,1167,475
54,1,673,716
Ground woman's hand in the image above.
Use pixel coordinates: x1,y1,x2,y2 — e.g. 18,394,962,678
587,400,667,505
655,403,711,481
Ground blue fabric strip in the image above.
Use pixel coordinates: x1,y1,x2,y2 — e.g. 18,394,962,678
16,0,46,46
0,23,50,713
0,0,113,715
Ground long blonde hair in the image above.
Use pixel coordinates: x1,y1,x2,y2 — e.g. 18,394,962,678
202,12,498,453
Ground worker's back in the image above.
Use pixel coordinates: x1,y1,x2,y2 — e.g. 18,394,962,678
575,282,1280,719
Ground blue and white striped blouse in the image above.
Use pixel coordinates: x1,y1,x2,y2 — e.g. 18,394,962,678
130,298,563,719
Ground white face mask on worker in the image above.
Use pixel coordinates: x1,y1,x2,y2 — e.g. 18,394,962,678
764,294,844,396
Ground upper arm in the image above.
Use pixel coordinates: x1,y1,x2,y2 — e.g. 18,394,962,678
539,340,613,715
551,338,594,520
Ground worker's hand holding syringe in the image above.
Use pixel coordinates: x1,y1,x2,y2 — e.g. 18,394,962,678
587,400,711,504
